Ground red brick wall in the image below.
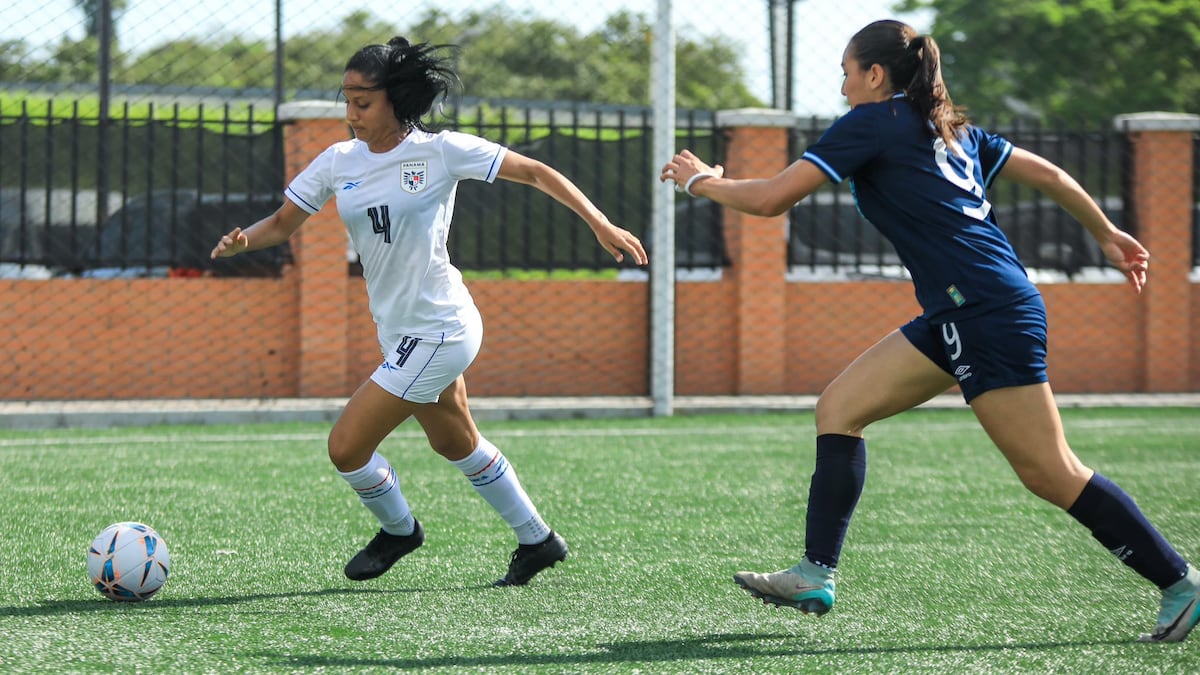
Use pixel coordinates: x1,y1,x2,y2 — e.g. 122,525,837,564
1,278,299,399
785,282,922,393
0,109,1193,401
1193,284,1200,389
1126,127,1195,391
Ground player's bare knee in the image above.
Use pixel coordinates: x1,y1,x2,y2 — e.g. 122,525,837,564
814,394,869,436
422,424,478,461
327,446,357,473
1013,468,1072,508
327,433,367,473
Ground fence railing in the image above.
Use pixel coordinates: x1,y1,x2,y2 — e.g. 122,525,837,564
444,101,726,272
5,92,1184,279
0,94,731,277
0,96,287,277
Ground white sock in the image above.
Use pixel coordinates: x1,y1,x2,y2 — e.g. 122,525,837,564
451,436,551,545
338,452,415,536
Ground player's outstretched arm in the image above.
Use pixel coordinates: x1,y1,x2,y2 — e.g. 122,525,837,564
660,149,827,217
1000,147,1149,293
497,151,647,266
211,200,311,259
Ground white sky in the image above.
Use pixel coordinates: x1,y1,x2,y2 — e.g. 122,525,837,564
2,0,931,116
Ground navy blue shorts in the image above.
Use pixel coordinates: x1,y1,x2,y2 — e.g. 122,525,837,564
900,295,1049,403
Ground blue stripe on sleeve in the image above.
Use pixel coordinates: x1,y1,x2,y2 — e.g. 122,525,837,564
485,147,506,183
285,187,320,213
983,141,1013,188
801,151,843,184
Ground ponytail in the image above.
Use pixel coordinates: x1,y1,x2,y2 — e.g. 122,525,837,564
849,20,968,146
904,35,967,147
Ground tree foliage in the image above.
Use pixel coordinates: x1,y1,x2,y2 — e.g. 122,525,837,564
895,0,1200,123
73,0,129,40
8,6,763,110
404,7,761,108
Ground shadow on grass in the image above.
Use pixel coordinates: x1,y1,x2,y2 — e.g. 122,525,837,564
251,631,1139,669
0,585,460,617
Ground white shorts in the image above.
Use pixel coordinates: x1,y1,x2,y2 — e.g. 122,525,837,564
369,308,483,404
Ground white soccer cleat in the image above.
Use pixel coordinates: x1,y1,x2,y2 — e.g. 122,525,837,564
1139,565,1200,643
733,558,836,615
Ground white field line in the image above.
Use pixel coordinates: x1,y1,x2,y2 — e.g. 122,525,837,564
0,417,1192,448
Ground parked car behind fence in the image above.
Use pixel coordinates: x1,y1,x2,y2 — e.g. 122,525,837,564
0,188,120,277
80,190,290,278
1,188,290,278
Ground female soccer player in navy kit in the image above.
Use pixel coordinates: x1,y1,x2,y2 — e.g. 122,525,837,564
213,37,646,587
661,19,1198,642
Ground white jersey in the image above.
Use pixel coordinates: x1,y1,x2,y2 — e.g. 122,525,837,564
285,130,506,347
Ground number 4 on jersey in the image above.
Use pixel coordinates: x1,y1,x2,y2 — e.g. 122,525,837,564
368,205,392,243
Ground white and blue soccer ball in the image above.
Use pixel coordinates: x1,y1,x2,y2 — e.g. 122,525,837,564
87,522,170,602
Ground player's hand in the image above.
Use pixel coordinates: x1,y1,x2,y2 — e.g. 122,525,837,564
660,149,724,193
211,228,249,259
1098,229,1149,293
593,223,648,266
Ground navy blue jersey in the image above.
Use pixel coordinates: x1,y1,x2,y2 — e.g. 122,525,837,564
802,94,1038,321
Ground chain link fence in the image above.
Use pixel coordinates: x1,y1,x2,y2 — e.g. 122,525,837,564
5,1,920,112
1,1,1196,402
3,0,908,279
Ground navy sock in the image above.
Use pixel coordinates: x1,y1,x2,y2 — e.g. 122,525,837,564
1067,472,1188,589
804,434,867,569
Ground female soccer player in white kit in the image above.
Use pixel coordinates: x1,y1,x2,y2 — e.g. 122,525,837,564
212,37,646,587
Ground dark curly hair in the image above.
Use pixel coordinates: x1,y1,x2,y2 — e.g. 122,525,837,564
342,37,459,131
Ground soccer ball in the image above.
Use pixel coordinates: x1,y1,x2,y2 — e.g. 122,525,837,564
87,522,170,602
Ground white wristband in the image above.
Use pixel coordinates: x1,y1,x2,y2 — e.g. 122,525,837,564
684,172,715,197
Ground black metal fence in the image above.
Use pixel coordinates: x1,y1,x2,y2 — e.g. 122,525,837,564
0,95,729,277
0,98,287,277
5,95,1188,278
445,102,726,272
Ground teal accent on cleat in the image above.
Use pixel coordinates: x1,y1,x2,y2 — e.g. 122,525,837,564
1139,565,1200,643
733,558,836,615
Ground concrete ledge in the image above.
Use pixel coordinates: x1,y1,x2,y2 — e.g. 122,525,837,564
1113,112,1200,132
1,394,1198,430
716,107,799,128
278,100,344,121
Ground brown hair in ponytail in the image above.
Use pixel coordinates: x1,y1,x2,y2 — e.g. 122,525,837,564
848,20,968,146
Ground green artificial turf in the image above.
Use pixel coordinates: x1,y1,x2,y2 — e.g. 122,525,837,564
0,408,1197,673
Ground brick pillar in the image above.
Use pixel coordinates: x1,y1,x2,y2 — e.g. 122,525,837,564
278,101,352,397
717,109,794,394
1115,112,1199,392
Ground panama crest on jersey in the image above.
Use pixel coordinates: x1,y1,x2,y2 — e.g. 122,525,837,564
401,161,428,194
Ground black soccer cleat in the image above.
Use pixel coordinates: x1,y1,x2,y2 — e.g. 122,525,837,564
493,531,568,587
344,519,425,581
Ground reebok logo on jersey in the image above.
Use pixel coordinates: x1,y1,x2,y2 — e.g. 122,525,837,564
954,365,973,381
343,181,361,191
401,161,428,194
